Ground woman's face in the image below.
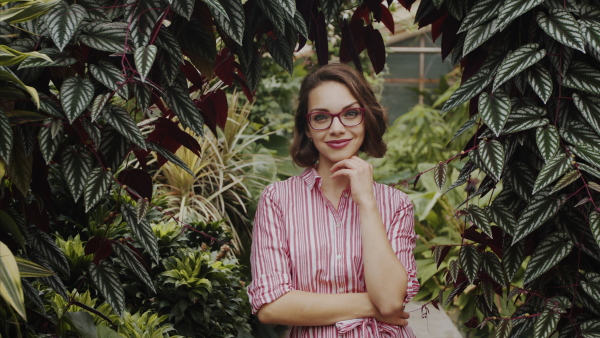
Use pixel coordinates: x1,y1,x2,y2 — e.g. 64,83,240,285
305,81,365,167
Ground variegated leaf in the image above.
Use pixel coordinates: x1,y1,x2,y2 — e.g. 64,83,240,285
0,109,13,164
81,118,100,146
449,259,460,283
210,0,244,45
445,161,476,193
496,0,545,30
256,0,285,33
155,28,183,63
458,0,503,33
44,2,86,51
551,170,580,194
285,9,308,39
534,311,560,338
482,251,506,284
136,198,149,222
146,142,193,176
581,278,600,301
120,204,159,263
582,23,600,55
322,0,343,23
79,22,128,53
38,119,62,164
128,1,162,49
536,125,560,161
591,211,600,249
476,140,505,181
481,282,495,312
571,143,600,168
60,77,94,123
572,93,600,138
563,61,600,94
468,205,493,238
111,241,155,293
460,245,482,284
164,86,204,137
463,19,498,57
512,190,564,243
89,61,129,99
495,319,513,338
278,0,295,18
580,319,600,337
134,45,156,82
203,0,228,20
61,145,92,201
104,105,146,150
84,167,112,212
99,127,130,171
533,153,572,194
433,161,448,191
88,263,125,315
545,35,572,77
580,163,600,180
479,91,511,136
536,10,585,52
265,34,294,74
527,63,553,103
90,94,110,122
171,0,195,20
487,203,517,235
561,121,600,148
30,230,70,276
503,237,524,282
523,234,573,283
133,84,151,113
449,115,478,145
493,43,546,91
501,105,548,135
433,245,449,269
590,181,600,192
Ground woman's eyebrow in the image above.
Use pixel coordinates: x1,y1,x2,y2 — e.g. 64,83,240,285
309,101,360,113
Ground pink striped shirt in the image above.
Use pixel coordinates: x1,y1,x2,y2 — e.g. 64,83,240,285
248,168,420,338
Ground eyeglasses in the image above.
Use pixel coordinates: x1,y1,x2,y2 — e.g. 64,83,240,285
305,107,366,130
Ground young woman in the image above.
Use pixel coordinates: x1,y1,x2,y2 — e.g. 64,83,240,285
247,63,419,337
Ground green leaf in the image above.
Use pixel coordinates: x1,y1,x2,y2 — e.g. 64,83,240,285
533,153,572,194
38,118,62,165
210,0,244,45
44,2,86,51
523,234,573,283
536,125,560,162
468,205,493,238
79,22,128,53
256,0,285,33
134,45,156,83
99,127,130,171
155,28,183,63
479,91,511,136
493,43,546,91
563,61,600,94
572,93,600,138
84,167,112,212
129,0,162,49
203,0,228,20
582,23,600,55
571,143,600,169
0,0,60,23
164,86,204,137
88,263,125,315
476,140,505,181
580,319,600,337
487,203,517,235
322,0,343,22
551,170,580,194
0,241,25,319
19,54,76,69
433,161,448,191
96,325,122,338
589,181,600,193
146,142,193,176
30,230,70,276
502,238,524,282
133,84,151,113
462,19,498,57
89,61,129,99
14,257,54,277
171,0,195,19
591,211,600,249
580,163,600,180
111,241,155,293
458,0,503,33
561,121,600,148
136,198,149,222
581,278,600,301
481,282,495,311
442,69,493,113
104,105,146,149
61,145,93,202
0,67,40,108
460,245,482,284
265,34,293,75
449,259,460,283
533,311,560,338
495,319,513,338
0,210,25,250
482,251,506,284
6,137,32,195
536,9,585,53
526,63,553,103
285,9,308,39
0,109,13,164
178,19,216,62
60,76,94,123
121,204,159,263
90,94,110,122
513,190,564,243
62,311,97,338
449,115,478,145
496,0,545,30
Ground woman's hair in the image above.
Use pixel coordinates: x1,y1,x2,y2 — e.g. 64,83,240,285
290,63,388,168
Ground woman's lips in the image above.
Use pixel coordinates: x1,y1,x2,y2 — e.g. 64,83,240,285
326,139,351,148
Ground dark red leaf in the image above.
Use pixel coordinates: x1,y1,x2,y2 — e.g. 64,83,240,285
133,148,149,170
437,245,451,269
441,14,460,61
117,169,153,201
366,0,382,22
379,4,395,34
469,95,479,117
196,89,228,133
349,19,368,54
181,60,206,91
464,226,488,245
147,117,201,156
367,26,386,74
461,49,487,83
93,240,113,265
431,299,440,310
431,13,447,42
232,72,253,101
214,48,236,87
397,0,417,11
314,10,329,66
488,226,504,257
85,236,104,255
464,317,479,329
350,3,370,25
339,19,363,72
417,2,447,28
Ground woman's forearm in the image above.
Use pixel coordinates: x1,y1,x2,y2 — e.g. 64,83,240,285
257,290,377,326
359,201,409,316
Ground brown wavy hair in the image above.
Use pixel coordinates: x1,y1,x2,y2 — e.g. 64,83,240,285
290,63,388,168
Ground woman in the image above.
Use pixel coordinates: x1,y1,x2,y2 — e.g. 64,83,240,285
248,63,419,337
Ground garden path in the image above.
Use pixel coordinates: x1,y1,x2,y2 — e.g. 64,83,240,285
406,301,463,337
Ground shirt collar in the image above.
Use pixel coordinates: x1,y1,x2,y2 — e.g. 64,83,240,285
301,167,321,190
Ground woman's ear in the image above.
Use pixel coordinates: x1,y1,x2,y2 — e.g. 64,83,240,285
305,128,312,141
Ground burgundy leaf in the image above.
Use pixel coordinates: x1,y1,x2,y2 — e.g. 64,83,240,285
349,19,368,54
147,117,201,156
232,72,253,101
464,317,479,329
461,49,487,83
437,245,451,269
93,240,114,265
85,236,103,255
314,10,328,66
181,60,205,91
339,19,363,72
366,0,382,22
431,13,447,42
117,168,153,201
350,3,370,25
133,149,148,170
214,48,236,87
379,4,395,34
441,14,460,61
367,26,385,74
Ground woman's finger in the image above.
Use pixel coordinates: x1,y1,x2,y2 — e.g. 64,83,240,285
330,168,353,179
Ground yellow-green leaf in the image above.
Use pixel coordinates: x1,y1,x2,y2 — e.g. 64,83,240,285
0,241,26,319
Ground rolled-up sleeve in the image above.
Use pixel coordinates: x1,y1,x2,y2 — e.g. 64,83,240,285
247,184,294,314
388,193,420,303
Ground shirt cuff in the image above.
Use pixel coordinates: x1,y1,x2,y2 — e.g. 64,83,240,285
247,273,294,314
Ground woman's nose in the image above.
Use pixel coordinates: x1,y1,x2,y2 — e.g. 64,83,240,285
329,117,346,133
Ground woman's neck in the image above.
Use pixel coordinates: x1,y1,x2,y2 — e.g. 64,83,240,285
316,160,350,193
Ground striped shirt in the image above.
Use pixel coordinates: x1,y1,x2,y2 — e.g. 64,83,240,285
248,168,420,338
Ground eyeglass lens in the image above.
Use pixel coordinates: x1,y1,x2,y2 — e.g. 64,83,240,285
309,109,364,129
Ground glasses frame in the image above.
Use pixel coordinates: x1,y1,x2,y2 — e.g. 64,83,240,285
305,107,366,130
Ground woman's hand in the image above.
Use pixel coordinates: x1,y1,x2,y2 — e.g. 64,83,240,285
373,305,410,326
330,156,375,206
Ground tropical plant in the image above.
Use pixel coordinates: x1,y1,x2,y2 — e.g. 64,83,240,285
406,0,600,336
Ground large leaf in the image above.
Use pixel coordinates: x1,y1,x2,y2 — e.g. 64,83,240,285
79,22,128,53
493,43,546,92
256,0,285,33
171,0,195,19
120,204,159,263
467,205,493,238
583,23,600,55
526,63,553,104
0,241,25,319
532,152,572,194
164,86,204,137
134,45,156,83
442,69,493,113
84,167,112,212
62,311,97,338
0,109,12,164
523,234,573,283
458,0,503,33
563,61,600,94
479,91,511,137
104,105,146,150
512,190,564,243
6,138,32,195
536,9,585,53
482,251,506,285
462,19,498,57
111,241,155,293
571,143,600,169
476,140,505,182
580,320,600,337
495,319,513,338
14,257,54,277
487,203,517,235
38,118,62,164
88,263,125,315
536,125,560,162
44,2,86,51
502,237,524,282
265,34,294,74
561,121,600,148
0,0,60,23
210,0,244,45
128,0,162,49
146,142,193,176
496,0,545,30
322,0,343,23
572,93,600,138
90,94,110,122
60,76,94,123
581,277,600,301
89,61,129,99
460,245,482,284
30,230,70,276
534,311,560,338
61,145,93,202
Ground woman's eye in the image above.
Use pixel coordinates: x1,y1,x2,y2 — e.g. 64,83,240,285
313,114,330,121
343,109,360,117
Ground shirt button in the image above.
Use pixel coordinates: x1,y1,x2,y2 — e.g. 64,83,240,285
343,192,348,198
336,254,342,260
338,287,344,293
335,223,341,228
